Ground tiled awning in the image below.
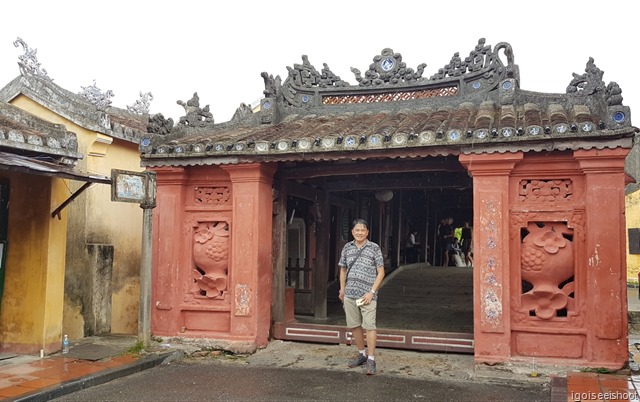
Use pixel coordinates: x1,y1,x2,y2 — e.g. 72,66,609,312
0,151,111,184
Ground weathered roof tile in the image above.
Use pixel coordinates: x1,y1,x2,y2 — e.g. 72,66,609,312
139,39,637,166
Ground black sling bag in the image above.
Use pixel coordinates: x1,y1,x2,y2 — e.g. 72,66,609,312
346,245,366,279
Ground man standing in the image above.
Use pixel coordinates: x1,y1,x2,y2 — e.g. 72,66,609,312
338,219,385,375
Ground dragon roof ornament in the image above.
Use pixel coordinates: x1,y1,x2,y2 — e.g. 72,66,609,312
127,91,154,114
13,37,51,80
78,80,114,110
566,57,623,106
430,38,514,80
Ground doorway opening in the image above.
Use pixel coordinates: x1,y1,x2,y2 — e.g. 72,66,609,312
275,155,475,352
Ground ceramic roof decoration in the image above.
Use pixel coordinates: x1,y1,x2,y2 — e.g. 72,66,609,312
0,101,81,163
138,38,637,167
0,37,150,146
13,37,50,80
127,92,154,115
0,73,148,145
78,80,115,110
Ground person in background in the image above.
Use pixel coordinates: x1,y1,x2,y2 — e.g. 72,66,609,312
405,230,418,263
441,217,454,267
338,219,385,375
461,221,473,267
435,218,446,266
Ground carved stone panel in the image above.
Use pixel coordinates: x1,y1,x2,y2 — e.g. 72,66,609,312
194,187,230,206
192,221,230,299
518,179,572,203
520,221,575,320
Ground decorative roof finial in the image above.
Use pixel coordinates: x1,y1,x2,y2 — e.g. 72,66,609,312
127,91,154,114
147,113,174,135
566,57,606,96
232,102,253,121
177,92,214,127
78,80,115,110
13,37,51,80
261,72,280,98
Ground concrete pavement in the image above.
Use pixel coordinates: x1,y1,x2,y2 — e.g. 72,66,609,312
1,284,640,400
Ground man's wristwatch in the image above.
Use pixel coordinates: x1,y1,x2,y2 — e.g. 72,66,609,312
370,290,378,295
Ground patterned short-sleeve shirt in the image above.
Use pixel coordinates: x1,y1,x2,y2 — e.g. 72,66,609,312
339,240,384,301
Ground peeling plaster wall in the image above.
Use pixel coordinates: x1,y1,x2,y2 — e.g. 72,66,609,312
9,96,143,338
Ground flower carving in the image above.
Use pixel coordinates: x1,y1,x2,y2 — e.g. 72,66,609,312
533,230,566,254
194,271,227,298
521,287,568,320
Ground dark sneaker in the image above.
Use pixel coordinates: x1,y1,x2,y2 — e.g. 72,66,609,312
366,358,376,375
348,353,368,368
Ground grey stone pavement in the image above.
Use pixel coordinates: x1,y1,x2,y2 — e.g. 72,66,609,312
9,272,640,401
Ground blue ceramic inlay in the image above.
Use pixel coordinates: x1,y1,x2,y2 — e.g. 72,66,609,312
613,111,626,123
381,57,395,72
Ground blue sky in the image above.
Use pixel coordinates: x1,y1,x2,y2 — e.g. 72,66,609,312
1,1,637,124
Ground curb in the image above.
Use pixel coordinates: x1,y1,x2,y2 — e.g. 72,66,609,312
10,351,182,402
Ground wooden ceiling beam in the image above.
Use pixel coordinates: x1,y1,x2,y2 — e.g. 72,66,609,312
284,179,356,208
319,174,472,192
282,158,464,179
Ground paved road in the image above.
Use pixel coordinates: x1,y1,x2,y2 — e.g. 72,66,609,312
53,359,549,401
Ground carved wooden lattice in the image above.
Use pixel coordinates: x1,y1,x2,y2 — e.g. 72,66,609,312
322,86,458,105
518,179,572,202
520,222,575,319
194,187,230,205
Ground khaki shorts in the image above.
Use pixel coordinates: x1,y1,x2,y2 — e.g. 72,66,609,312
343,297,377,330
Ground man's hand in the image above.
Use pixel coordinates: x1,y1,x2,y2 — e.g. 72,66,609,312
339,289,345,302
362,291,375,305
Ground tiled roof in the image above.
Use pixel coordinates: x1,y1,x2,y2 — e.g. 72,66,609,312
0,102,112,183
139,39,637,167
0,101,82,163
0,74,148,145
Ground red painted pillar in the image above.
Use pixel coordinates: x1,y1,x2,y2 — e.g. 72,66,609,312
459,152,523,364
575,148,629,367
222,163,276,347
151,167,187,335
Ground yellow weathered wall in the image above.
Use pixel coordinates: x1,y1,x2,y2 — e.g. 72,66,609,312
0,171,68,353
626,190,640,285
9,95,143,337
88,139,142,334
